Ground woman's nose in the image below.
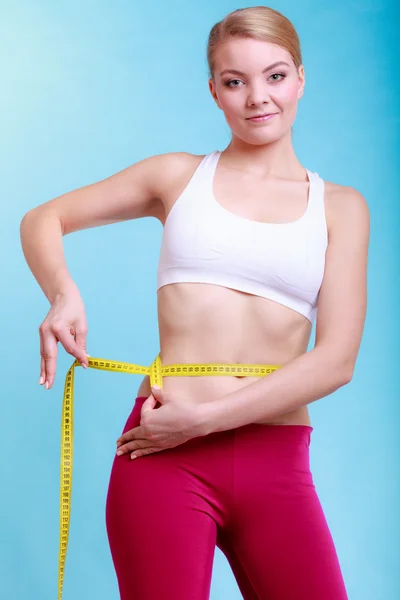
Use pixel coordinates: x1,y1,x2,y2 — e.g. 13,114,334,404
247,83,271,107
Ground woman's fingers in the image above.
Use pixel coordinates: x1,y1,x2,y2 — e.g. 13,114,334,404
116,425,145,446
74,325,89,365
40,326,58,389
39,355,45,385
56,324,89,367
38,291,89,389
39,333,46,385
129,448,159,459
39,321,89,389
116,438,158,457
116,425,164,459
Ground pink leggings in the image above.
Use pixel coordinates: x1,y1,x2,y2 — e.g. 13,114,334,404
106,397,348,600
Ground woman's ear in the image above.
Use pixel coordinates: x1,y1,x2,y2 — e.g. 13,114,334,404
209,78,222,109
297,65,305,100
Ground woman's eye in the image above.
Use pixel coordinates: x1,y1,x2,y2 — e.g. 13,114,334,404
225,79,243,87
225,73,286,88
269,73,286,82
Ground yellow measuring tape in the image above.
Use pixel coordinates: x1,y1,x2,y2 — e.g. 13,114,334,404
58,353,281,599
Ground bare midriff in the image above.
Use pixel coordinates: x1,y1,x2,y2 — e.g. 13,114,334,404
136,283,313,426
134,152,330,427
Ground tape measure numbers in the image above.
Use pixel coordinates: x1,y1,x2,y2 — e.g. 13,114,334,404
58,354,281,599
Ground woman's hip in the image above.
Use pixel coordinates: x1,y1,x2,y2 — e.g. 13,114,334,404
110,396,314,486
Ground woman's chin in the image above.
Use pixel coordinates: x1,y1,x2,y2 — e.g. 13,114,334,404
232,130,282,146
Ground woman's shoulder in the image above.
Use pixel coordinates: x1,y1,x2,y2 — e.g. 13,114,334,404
154,150,207,169
150,151,206,188
322,178,369,235
148,151,209,222
156,150,208,185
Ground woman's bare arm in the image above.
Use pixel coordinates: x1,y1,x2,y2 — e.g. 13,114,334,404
20,152,186,388
19,153,172,300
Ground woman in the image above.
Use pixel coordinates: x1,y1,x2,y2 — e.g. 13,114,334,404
20,6,369,600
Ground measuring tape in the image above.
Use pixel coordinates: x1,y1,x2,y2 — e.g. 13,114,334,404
58,354,281,599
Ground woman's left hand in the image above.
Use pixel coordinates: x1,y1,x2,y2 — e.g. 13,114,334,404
115,386,208,459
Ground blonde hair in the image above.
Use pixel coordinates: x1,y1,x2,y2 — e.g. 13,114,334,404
207,6,302,79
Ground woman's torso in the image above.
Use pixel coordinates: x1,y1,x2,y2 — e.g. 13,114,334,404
136,151,335,426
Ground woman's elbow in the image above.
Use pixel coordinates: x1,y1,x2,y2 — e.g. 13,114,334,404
339,359,355,386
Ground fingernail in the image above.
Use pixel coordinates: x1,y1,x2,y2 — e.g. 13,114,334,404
82,363,87,369
45,381,49,390
39,376,44,385
116,450,123,456
152,385,161,391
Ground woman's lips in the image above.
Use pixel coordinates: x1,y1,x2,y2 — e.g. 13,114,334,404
247,113,277,122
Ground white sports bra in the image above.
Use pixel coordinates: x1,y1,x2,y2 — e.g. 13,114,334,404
157,150,328,323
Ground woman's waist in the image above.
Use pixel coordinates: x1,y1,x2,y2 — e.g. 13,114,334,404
134,338,311,425
158,330,308,369
136,340,304,401
135,374,311,426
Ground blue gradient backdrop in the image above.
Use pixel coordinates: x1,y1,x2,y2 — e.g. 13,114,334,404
1,1,399,599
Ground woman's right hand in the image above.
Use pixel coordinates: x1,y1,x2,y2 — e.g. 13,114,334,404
39,289,89,390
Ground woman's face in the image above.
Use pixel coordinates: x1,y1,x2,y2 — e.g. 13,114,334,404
209,37,305,145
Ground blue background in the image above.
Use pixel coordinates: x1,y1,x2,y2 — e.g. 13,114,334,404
1,1,399,598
